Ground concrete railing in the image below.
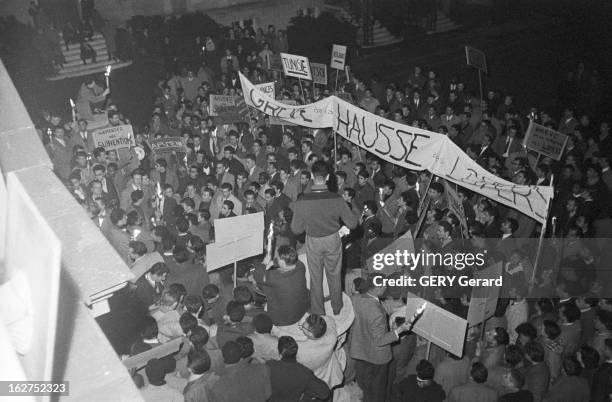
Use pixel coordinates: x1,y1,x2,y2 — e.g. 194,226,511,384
0,60,142,401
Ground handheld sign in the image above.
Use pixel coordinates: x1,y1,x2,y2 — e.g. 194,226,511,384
280,53,312,80
330,44,347,70
310,62,328,85
405,292,467,356
92,124,135,151
467,262,502,327
149,137,185,154
465,46,487,74
523,121,569,161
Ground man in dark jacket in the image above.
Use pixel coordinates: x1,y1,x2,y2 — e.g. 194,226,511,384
266,336,330,402
291,161,358,315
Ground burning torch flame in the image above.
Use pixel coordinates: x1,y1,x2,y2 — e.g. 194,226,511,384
105,65,112,76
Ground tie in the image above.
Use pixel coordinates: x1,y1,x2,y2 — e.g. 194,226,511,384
504,138,511,154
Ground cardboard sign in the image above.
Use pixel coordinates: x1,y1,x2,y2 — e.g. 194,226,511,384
149,137,185,154
122,337,183,370
523,121,569,161
269,54,284,72
405,292,468,356
209,95,249,124
465,46,487,74
310,62,328,85
467,262,502,327
269,99,298,126
330,44,347,70
2,173,62,381
255,82,276,100
366,230,415,276
280,52,312,80
206,212,264,272
92,124,135,151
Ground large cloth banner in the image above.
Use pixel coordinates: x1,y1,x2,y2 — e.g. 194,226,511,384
239,73,553,223
240,73,334,128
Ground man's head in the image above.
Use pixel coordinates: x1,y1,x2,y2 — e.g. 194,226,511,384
300,314,327,340
278,336,298,360
221,200,234,216
470,362,488,384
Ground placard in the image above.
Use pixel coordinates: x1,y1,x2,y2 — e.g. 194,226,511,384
366,230,415,276
92,124,135,151
330,44,347,70
209,95,249,124
2,173,62,382
280,52,312,80
465,46,487,74
255,82,276,100
523,121,569,161
269,54,284,72
149,137,185,154
206,212,264,272
122,337,183,370
467,262,502,327
405,292,467,356
310,62,328,85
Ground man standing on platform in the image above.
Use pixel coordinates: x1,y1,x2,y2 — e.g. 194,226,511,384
291,161,358,315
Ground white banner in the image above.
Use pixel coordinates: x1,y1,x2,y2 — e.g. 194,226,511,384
240,73,334,128
280,52,312,80
239,73,553,222
254,82,276,99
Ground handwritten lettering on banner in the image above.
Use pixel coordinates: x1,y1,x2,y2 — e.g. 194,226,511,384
92,124,135,151
524,121,568,161
435,139,552,222
254,82,276,99
280,53,312,80
240,73,334,128
238,73,553,222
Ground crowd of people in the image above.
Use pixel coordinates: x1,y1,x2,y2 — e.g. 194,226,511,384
27,4,612,401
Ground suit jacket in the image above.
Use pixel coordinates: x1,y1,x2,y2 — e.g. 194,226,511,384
447,382,497,402
348,293,398,365
160,196,178,226
492,135,522,159
130,252,164,282
150,169,180,192
523,362,550,402
108,226,131,263
165,260,209,298
48,138,73,180
69,130,97,155
183,372,219,402
210,360,271,402
247,166,264,185
558,321,582,357
266,359,330,402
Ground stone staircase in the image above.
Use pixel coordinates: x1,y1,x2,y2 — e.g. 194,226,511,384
46,33,132,81
426,10,462,35
323,3,403,49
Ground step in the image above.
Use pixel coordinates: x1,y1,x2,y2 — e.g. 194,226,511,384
64,48,109,63
56,58,121,74
47,60,132,81
63,40,108,54
362,37,403,49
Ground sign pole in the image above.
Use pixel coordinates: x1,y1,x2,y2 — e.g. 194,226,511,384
298,78,305,101
426,341,432,361
455,183,466,239
333,131,338,167
334,70,339,93
478,69,483,104
234,260,238,288
530,174,554,291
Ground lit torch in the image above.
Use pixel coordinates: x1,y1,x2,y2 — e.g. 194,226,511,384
104,64,112,89
69,98,76,123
